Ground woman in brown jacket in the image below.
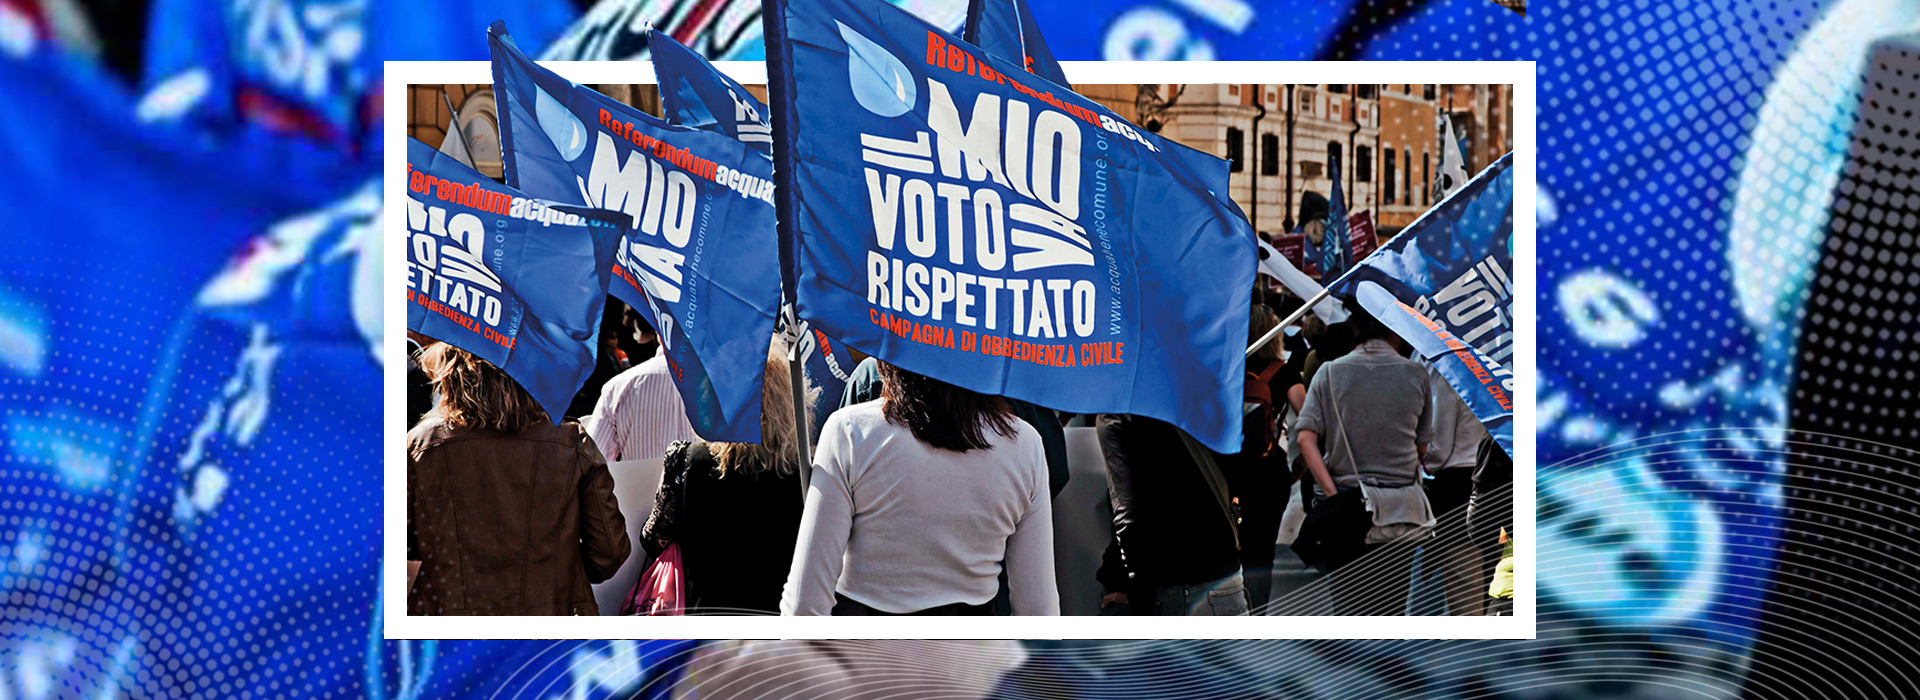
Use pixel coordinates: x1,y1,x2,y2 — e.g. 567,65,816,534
407,344,630,615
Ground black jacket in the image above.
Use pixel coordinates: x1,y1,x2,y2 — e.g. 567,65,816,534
642,441,804,615
1095,414,1241,591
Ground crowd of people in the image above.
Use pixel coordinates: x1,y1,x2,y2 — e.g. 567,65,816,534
404,285,1515,617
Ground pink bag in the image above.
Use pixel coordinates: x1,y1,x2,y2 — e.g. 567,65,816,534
623,543,686,616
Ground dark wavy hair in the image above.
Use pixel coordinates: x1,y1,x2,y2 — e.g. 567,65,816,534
877,362,1017,453
417,343,548,434
1341,296,1394,344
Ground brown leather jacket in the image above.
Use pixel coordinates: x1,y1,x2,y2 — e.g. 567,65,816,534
407,417,629,615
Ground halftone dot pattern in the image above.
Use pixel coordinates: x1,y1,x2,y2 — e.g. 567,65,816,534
1754,31,1920,700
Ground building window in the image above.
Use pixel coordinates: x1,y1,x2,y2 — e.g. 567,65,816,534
1226,127,1245,173
1403,84,1412,95
1384,148,1397,204
1357,84,1376,99
1422,151,1431,205
1403,147,1412,206
1327,84,1347,94
1228,84,1240,96
1423,84,1436,100
1261,133,1280,176
1326,141,1342,182
1356,145,1372,182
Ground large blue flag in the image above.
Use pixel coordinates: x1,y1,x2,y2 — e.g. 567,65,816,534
647,28,859,428
651,29,776,150
963,0,1069,88
404,138,627,423
1331,153,1514,455
763,0,1256,453
490,22,785,443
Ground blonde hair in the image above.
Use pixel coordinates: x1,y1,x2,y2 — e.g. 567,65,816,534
710,336,818,478
417,343,548,434
1249,304,1283,363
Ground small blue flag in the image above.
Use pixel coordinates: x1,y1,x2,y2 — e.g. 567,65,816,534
1331,153,1514,455
763,0,1256,452
404,137,628,423
788,316,859,437
650,29,775,150
490,22,785,443
1318,158,1355,279
651,25,862,441
963,0,1070,88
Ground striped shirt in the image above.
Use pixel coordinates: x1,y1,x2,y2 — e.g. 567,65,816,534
583,354,696,462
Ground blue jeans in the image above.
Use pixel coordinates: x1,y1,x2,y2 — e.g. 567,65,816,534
1102,569,1250,616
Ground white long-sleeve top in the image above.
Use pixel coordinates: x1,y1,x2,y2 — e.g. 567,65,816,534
781,400,1059,616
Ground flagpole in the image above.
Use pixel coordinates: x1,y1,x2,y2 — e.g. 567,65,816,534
440,92,477,163
762,0,811,495
1249,201,1421,357
1248,288,1325,358
784,306,814,493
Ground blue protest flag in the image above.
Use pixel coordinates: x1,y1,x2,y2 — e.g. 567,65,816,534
789,317,859,436
1316,158,1355,279
762,0,1256,453
140,0,577,160
963,0,1069,88
1331,153,1514,454
651,29,776,149
405,138,628,423
540,0,777,62
649,27,858,439
490,22,785,443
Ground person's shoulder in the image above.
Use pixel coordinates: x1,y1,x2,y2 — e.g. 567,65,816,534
816,398,885,442
1388,354,1430,374
610,354,672,386
1004,415,1047,469
405,415,451,455
507,417,583,444
838,398,887,424
1005,412,1043,447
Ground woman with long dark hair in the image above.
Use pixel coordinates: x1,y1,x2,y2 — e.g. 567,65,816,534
782,363,1058,615
407,344,629,615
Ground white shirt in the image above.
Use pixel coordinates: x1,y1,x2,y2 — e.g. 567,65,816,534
582,354,696,462
782,400,1059,616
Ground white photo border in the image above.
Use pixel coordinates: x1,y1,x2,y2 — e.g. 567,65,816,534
384,59,1538,640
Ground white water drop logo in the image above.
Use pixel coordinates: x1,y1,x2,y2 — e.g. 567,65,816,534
837,21,915,117
536,85,588,161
